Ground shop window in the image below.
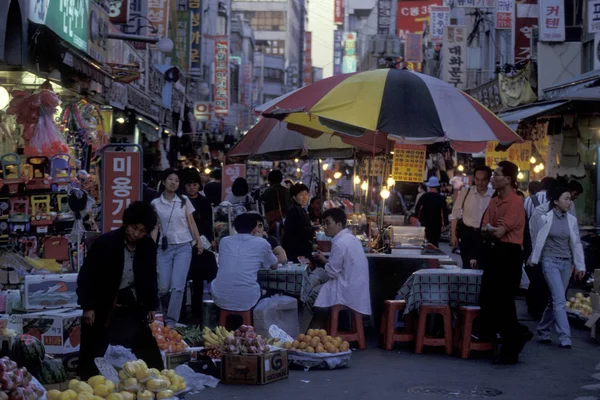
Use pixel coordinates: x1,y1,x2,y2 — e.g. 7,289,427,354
243,11,286,31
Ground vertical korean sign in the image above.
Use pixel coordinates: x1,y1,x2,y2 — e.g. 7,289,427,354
147,0,170,38
588,0,600,33
377,0,393,35
442,26,467,90
214,37,229,117
341,32,357,73
102,151,141,233
189,0,202,71
405,33,423,62
514,0,538,63
539,0,565,42
176,11,191,72
495,0,513,29
333,30,343,76
334,0,344,25
304,32,313,85
222,164,247,202
392,144,427,183
430,6,450,44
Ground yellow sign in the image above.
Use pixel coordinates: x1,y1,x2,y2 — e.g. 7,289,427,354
485,141,532,171
392,144,427,183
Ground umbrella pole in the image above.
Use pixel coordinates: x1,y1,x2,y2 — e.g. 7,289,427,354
353,153,358,213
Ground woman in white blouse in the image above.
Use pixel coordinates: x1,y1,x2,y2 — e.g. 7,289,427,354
151,169,202,327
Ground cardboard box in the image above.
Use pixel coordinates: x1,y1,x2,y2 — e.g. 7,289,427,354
0,268,19,285
57,351,79,380
221,350,288,385
163,350,192,370
21,309,82,354
23,273,78,311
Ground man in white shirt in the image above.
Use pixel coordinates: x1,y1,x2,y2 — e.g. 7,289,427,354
211,213,278,311
450,166,493,268
311,208,371,328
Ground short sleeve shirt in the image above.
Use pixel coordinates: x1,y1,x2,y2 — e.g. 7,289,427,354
482,190,525,245
152,194,195,245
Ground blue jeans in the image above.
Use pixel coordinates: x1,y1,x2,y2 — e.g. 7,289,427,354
537,256,572,346
157,242,192,327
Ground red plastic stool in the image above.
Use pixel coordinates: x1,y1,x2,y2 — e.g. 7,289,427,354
415,304,453,355
380,300,415,350
329,305,366,350
219,309,253,331
455,306,496,359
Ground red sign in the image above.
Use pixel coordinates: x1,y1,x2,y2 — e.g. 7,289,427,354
514,0,538,63
214,37,229,117
304,32,313,86
495,0,513,29
222,164,247,202
194,102,211,120
102,151,141,233
109,0,129,24
396,0,442,41
147,0,170,38
334,0,344,25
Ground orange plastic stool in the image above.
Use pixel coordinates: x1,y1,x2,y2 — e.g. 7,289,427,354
380,300,415,350
415,304,453,355
219,309,253,330
329,305,366,350
455,306,496,359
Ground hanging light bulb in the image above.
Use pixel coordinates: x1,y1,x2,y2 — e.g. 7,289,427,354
322,163,329,171
116,117,126,124
457,165,465,172
387,177,395,187
361,181,368,191
529,156,536,164
354,175,361,185
204,168,211,175
333,171,342,179
380,187,390,199
533,165,540,174
517,172,524,180
538,163,545,171
327,178,332,184
294,158,299,163
296,168,300,172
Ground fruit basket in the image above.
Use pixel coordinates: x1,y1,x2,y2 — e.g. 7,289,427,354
287,349,352,370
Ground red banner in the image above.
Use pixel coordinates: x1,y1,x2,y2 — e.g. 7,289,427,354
214,37,229,117
222,164,246,202
109,0,129,24
334,0,344,25
514,0,538,63
304,32,313,86
396,0,442,41
102,151,141,233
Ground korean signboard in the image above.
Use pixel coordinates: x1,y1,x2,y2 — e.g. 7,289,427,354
392,144,427,183
102,151,141,233
589,0,600,33
29,0,89,52
485,141,533,171
334,0,344,25
125,0,149,50
304,32,313,85
214,37,229,117
397,0,441,41
109,0,129,24
189,0,202,71
441,26,467,90
147,0,170,38
342,32,357,74
539,0,564,41
222,164,246,202
455,0,494,7
430,6,450,43
333,30,343,75
88,2,109,63
378,0,393,35
495,0,513,29
405,33,423,62
514,0,538,63
176,11,191,72
467,79,502,112
194,102,211,120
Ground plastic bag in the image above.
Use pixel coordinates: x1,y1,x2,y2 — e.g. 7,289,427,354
103,345,137,369
254,295,299,339
174,364,219,391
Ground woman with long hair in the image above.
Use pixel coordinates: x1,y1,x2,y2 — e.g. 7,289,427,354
151,169,202,327
530,186,585,348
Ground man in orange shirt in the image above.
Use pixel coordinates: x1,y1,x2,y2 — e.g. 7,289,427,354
479,161,532,365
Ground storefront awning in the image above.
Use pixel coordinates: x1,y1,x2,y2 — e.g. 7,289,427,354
497,101,569,131
543,69,600,100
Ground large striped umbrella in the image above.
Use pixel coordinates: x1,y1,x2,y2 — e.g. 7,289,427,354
256,68,522,153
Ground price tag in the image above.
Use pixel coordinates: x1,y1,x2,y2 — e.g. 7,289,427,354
94,358,119,384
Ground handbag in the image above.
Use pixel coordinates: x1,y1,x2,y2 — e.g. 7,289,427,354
160,203,175,251
456,187,471,239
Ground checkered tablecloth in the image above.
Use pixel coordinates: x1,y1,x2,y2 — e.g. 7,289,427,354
397,269,483,315
258,265,306,297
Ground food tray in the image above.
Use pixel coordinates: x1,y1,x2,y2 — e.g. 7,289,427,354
287,349,351,370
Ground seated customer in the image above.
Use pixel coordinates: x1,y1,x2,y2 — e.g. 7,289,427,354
309,208,371,327
248,213,288,264
211,213,278,311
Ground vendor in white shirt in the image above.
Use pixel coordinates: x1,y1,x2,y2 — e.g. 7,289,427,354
309,208,371,329
211,213,278,312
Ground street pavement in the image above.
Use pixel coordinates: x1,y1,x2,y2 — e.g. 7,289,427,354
189,244,600,400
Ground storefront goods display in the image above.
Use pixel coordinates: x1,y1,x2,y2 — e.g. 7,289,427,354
200,326,233,346
284,329,349,353
38,357,67,385
566,292,594,319
21,309,82,354
0,356,43,400
9,335,45,378
172,326,204,348
149,322,189,353
219,325,270,355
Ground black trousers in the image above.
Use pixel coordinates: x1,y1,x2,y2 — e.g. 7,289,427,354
425,225,442,248
479,241,529,357
79,308,163,380
458,226,482,268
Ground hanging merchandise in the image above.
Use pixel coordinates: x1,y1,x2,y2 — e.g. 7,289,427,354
60,100,103,171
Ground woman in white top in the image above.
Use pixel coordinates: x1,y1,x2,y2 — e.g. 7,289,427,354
151,169,202,327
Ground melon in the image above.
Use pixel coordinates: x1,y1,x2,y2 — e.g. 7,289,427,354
10,334,45,377
39,357,67,385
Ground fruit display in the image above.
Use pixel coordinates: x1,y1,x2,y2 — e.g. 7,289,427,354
567,292,594,318
220,325,270,355
199,345,222,360
150,322,188,353
283,329,350,354
0,356,43,400
266,338,283,347
9,335,45,379
38,357,67,385
48,360,187,400
201,326,234,346
173,326,204,347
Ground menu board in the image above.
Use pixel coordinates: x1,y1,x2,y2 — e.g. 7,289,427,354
392,144,427,183
485,141,532,171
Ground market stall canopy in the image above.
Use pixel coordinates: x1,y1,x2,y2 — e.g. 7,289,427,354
542,68,600,101
562,87,600,101
255,69,523,153
497,100,569,131
227,118,388,162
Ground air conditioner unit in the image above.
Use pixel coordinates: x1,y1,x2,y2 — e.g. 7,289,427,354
530,27,539,61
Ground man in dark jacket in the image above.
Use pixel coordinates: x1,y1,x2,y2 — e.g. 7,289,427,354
415,177,449,247
77,202,163,380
